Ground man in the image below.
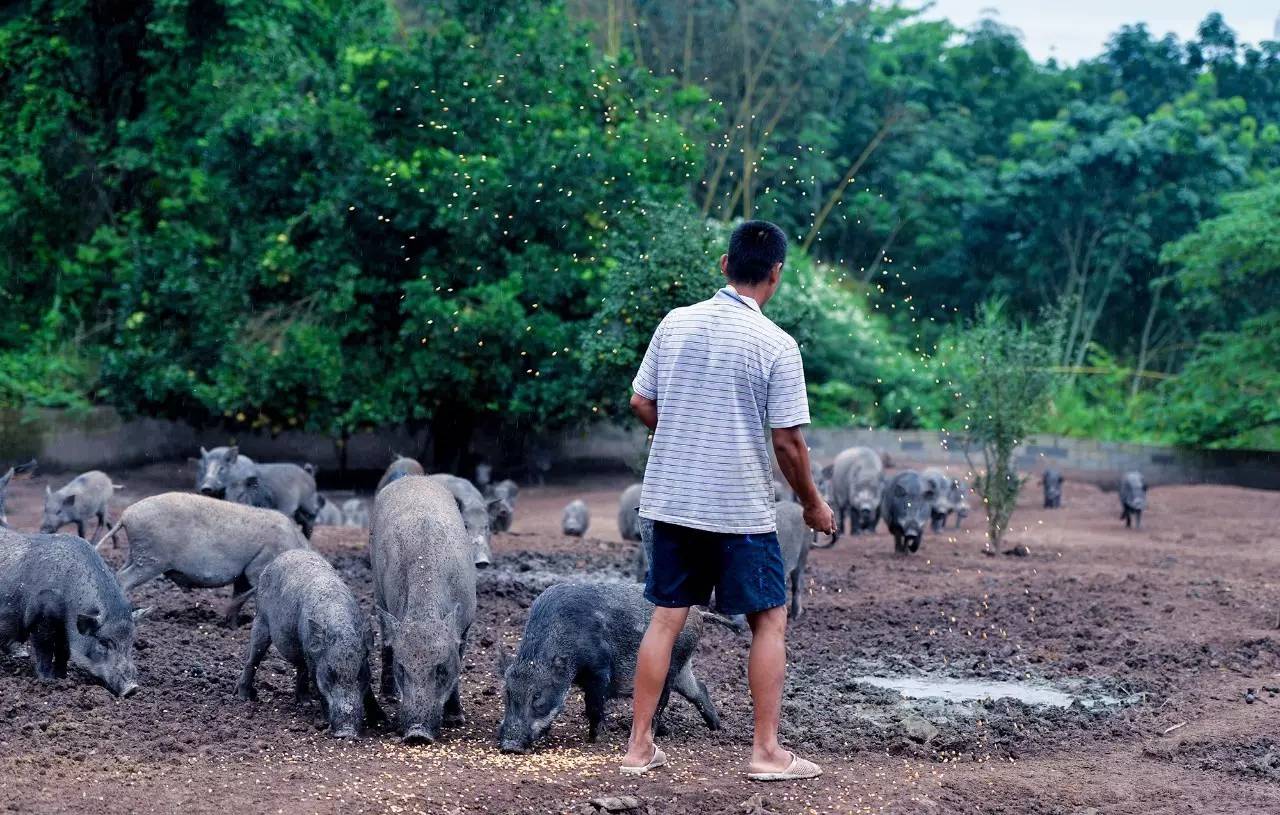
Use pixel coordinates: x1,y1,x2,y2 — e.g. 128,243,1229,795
620,220,835,781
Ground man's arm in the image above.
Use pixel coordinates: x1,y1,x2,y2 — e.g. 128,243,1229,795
772,426,834,534
630,392,658,431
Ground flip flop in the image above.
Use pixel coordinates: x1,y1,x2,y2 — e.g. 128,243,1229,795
619,745,667,776
747,752,823,782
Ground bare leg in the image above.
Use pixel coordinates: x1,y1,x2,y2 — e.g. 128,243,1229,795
621,606,688,768
746,605,794,774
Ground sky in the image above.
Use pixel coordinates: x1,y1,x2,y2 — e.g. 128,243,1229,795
919,1,1278,64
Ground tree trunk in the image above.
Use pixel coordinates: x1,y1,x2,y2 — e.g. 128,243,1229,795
801,111,901,252
1131,278,1164,398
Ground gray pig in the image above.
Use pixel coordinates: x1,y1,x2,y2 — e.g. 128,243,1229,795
776,500,837,619
107,492,309,625
376,454,425,493
40,471,120,544
617,483,643,542
196,446,321,537
0,458,37,528
830,447,884,538
341,498,369,529
881,470,935,554
1120,471,1147,529
497,582,719,753
1043,469,1064,509
314,495,344,526
426,473,495,568
487,480,518,533
370,476,477,743
921,468,969,533
0,528,147,696
562,499,590,537
237,549,382,738
490,479,519,507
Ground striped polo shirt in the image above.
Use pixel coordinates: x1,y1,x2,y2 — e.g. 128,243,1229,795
632,286,810,534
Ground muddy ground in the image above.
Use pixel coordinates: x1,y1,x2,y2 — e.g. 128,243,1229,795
2,463,1279,814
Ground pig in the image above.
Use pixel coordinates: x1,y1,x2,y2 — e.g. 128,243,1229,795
497,582,719,754
489,479,519,508
617,483,643,542
196,446,322,537
106,492,309,625
40,471,120,544
562,499,590,537
1043,469,1064,509
0,458,37,528
426,473,494,568
952,480,971,528
487,495,514,534
921,468,968,533
370,476,477,743
236,549,382,738
1120,471,1147,529
830,447,884,538
376,455,425,493
314,495,344,526
1,528,147,696
341,498,369,529
881,470,934,554
776,500,837,619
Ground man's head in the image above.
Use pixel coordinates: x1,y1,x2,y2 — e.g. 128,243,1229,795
721,220,787,305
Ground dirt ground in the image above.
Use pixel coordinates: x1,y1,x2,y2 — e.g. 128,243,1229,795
2,462,1280,814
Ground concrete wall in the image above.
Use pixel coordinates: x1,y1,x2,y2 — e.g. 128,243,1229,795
3,408,1277,490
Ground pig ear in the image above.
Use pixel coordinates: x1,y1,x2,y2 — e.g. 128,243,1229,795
305,620,331,654
244,475,260,489
131,606,152,623
495,645,513,677
376,609,399,646
200,446,209,457
46,484,52,497
77,608,103,635
225,446,239,461
63,493,77,507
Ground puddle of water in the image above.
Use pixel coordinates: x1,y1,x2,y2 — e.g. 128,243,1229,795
854,675,1109,709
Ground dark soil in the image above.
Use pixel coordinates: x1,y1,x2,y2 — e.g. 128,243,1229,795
2,466,1279,813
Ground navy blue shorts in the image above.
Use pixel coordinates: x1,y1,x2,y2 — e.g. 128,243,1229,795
644,520,786,616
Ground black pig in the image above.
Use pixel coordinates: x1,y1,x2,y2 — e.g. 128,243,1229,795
881,470,934,554
497,582,719,754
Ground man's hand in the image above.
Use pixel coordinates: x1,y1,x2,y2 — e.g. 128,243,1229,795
802,499,835,535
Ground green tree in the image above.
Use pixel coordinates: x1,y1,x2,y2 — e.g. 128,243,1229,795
953,304,1060,550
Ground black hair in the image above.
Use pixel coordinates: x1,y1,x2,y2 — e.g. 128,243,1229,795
726,220,787,285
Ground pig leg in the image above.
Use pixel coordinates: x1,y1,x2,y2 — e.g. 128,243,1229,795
788,566,803,620
29,617,69,681
1135,510,1142,530
671,661,719,731
294,662,313,703
236,618,273,702
74,519,86,540
379,643,395,698
581,668,612,742
443,643,467,727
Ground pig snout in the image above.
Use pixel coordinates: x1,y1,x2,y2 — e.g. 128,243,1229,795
199,483,225,498
117,681,140,699
401,724,437,745
500,738,532,754
473,536,492,569
326,693,363,738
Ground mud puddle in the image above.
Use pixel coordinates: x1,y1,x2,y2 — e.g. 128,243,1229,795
852,675,1123,710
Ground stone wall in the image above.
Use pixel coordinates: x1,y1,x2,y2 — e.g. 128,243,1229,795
3,408,1277,490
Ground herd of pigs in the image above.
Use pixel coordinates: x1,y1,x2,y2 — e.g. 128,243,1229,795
0,444,1151,754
